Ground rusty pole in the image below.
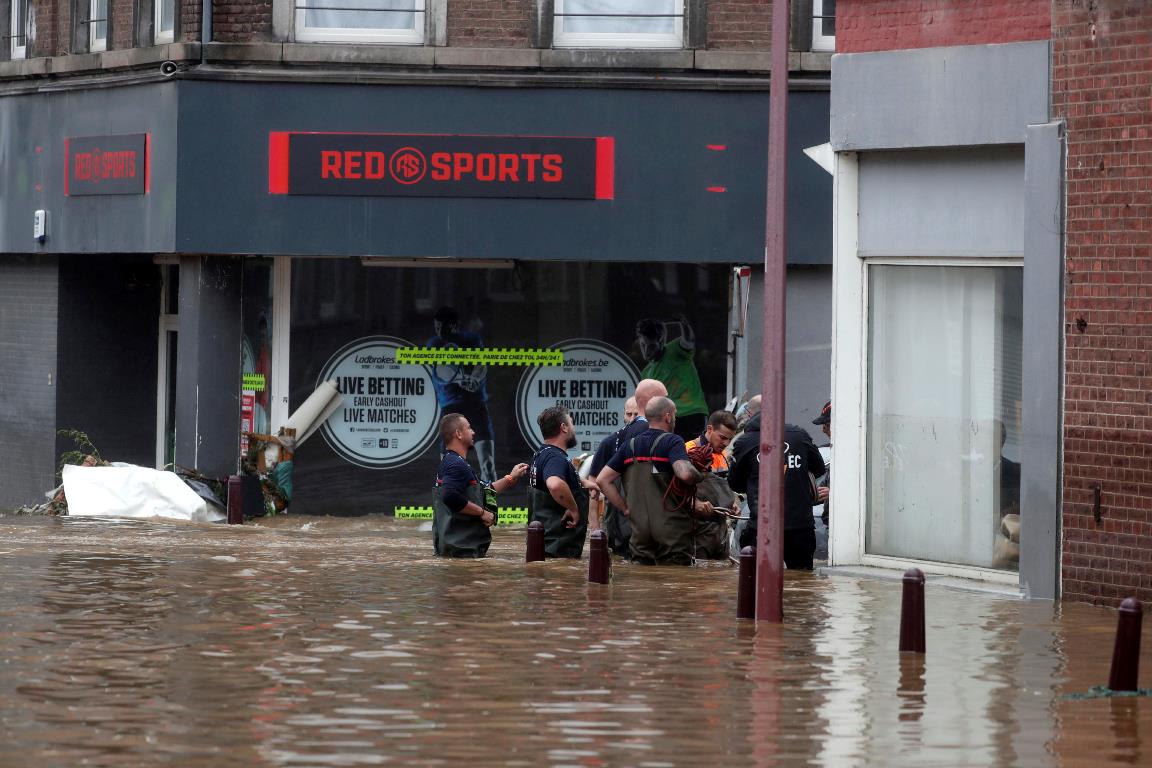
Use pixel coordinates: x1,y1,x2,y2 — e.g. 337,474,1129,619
756,0,790,623
1108,597,1143,692
899,568,926,654
526,520,545,562
588,529,610,584
737,546,757,619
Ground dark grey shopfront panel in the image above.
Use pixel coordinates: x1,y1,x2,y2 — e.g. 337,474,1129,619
175,82,831,264
0,84,178,254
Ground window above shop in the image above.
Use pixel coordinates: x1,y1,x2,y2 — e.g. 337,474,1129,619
155,0,175,44
295,0,426,44
553,0,685,49
9,0,28,59
88,0,108,52
811,0,835,52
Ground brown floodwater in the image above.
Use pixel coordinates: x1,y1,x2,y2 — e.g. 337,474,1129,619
0,513,1147,767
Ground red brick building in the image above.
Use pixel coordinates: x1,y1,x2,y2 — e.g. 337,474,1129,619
828,0,1151,605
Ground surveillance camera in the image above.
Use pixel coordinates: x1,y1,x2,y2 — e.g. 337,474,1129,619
160,61,179,77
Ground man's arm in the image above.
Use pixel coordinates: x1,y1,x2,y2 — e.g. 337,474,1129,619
492,463,528,493
545,476,581,528
595,466,628,515
671,459,703,484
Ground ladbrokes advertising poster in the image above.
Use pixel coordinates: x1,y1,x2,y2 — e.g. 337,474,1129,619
289,261,729,516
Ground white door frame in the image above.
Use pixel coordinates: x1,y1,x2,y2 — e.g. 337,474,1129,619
270,256,292,431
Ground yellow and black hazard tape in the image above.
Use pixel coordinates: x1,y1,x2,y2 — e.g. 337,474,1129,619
396,347,563,367
393,505,530,526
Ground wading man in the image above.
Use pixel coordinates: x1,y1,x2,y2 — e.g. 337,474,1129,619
685,409,740,560
587,378,668,556
433,413,527,558
595,397,712,565
527,406,599,558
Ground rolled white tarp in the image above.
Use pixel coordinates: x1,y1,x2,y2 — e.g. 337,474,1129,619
63,464,225,523
282,379,342,447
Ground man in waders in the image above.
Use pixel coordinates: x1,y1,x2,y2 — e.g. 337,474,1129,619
595,396,713,565
433,413,527,558
587,379,668,556
528,406,600,558
685,410,740,560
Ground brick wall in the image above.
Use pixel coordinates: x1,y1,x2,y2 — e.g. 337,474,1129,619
29,0,62,56
112,0,134,47
708,0,771,50
1054,0,1152,605
215,0,272,42
180,0,200,41
447,0,531,48
837,0,1050,54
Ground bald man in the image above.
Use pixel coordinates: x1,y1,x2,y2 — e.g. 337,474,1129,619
587,378,668,556
596,396,709,565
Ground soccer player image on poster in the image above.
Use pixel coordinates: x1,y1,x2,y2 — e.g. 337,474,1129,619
427,305,497,484
635,315,709,440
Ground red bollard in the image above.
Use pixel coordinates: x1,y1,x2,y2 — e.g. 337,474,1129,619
737,546,756,619
1108,597,1143,692
526,520,545,562
588,530,610,584
899,568,926,654
226,475,244,525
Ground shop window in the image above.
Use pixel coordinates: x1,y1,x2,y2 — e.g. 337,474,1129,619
811,0,835,52
9,0,27,59
89,0,108,51
155,0,175,43
553,0,684,49
295,0,425,44
866,265,1022,572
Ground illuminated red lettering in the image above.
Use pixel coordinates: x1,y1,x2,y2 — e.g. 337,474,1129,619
452,152,474,181
431,152,451,181
365,151,387,180
521,153,540,182
321,151,342,179
344,151,363,179
498,154,519,182
476,153,496,181
542,154,563,182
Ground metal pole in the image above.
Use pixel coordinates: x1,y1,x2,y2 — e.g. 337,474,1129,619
756,0,790,623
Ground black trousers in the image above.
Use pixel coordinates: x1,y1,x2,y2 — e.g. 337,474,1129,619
783,527,816,570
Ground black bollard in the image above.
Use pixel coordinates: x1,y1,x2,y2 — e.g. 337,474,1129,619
737,546,756,619
1108,597,1143,692
526,520,545,562
899,568,926,654
226,475,244,525
588,530,610,584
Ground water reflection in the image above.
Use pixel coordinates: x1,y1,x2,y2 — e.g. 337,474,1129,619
0,514,1147,766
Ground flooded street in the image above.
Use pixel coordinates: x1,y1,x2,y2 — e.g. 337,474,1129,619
0,514,1147,767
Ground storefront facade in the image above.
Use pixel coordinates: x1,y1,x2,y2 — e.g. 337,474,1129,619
0,77,833,515
828,40,1062,598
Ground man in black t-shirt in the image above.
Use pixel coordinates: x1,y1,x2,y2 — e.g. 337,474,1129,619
528,405,599,558
433,413,527,558
596,396,711,565
587,379,668,556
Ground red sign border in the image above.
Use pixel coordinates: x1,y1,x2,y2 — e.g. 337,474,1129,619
267,131,615,200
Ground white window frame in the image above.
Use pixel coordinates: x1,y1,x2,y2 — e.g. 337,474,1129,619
89,0,108,52
553,0,684,50
811,0,835,52
154,0,175,44
829,151,1023,589
294,0,426,44
10,0,27,59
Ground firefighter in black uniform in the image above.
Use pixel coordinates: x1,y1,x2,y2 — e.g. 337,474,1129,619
432,413,527,558
527,405,600,558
